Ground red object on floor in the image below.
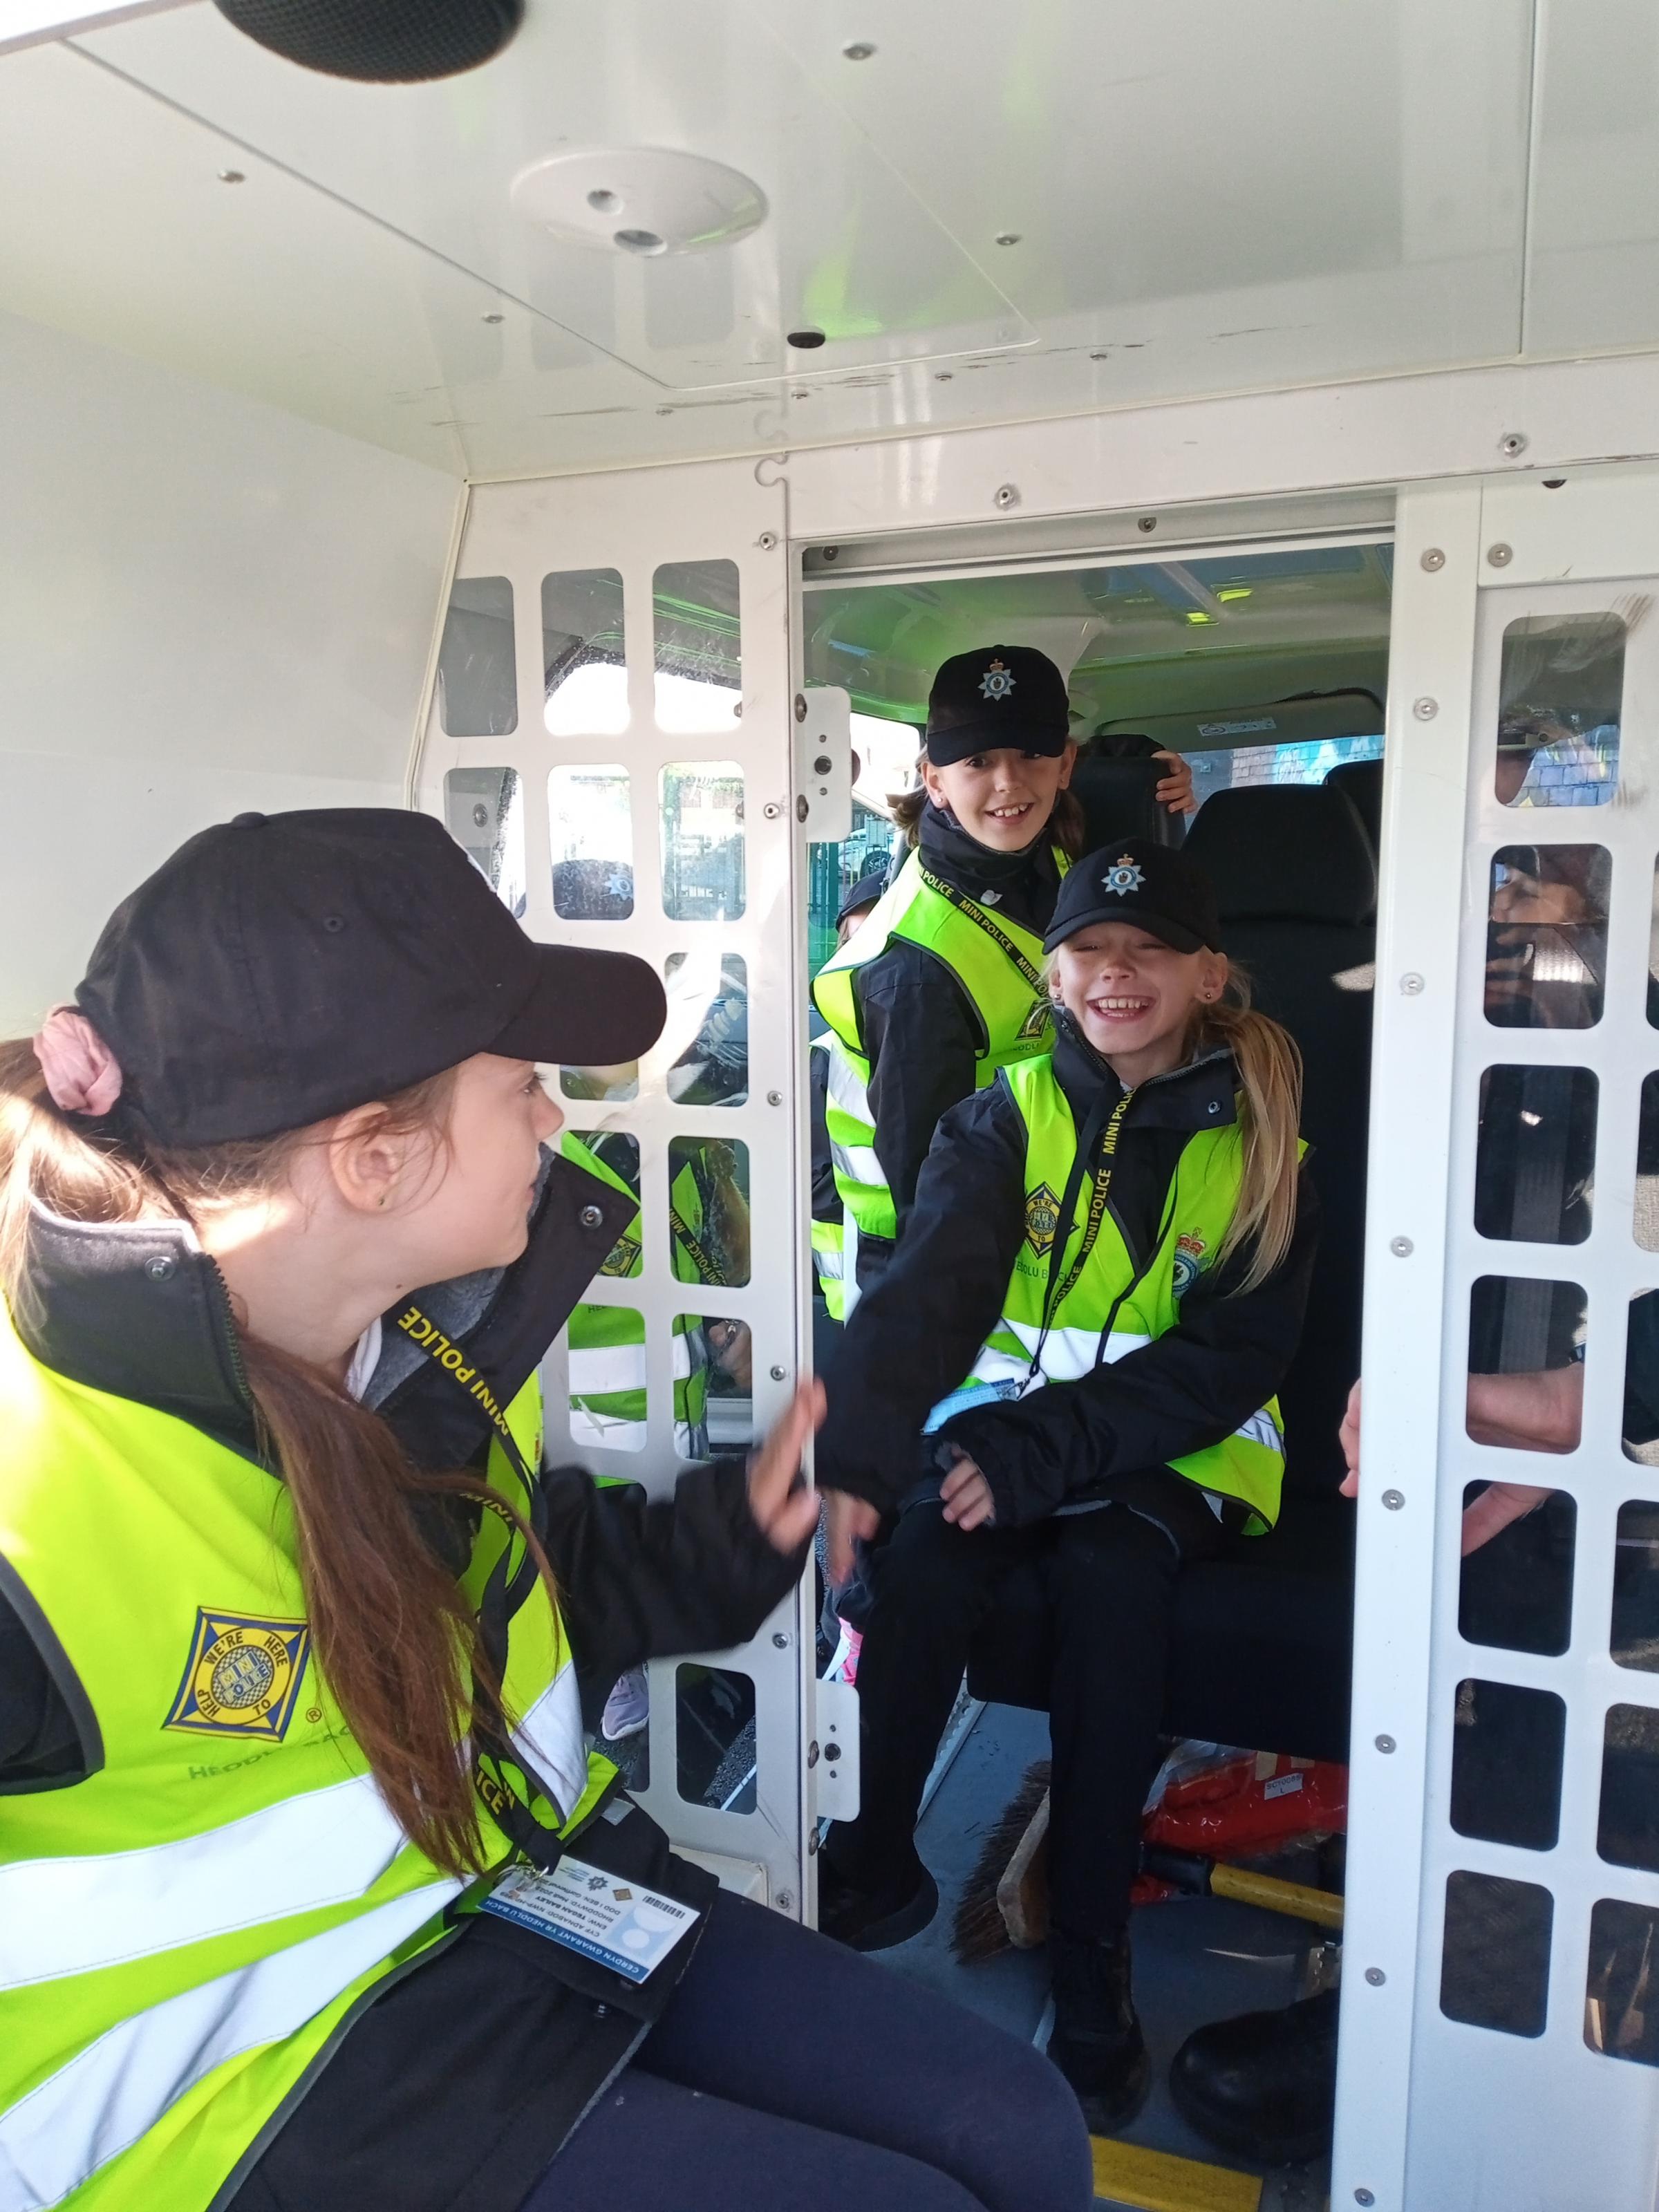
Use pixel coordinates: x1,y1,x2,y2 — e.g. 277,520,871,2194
1144,1752,1348,1857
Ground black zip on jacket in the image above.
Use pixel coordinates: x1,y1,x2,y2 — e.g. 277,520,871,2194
814,1013,1320,1530
850,805,1065,1291
0,1152,809,2212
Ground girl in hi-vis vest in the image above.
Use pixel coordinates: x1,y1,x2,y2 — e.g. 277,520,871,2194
0,809,1090,2212
814,837,1320,2135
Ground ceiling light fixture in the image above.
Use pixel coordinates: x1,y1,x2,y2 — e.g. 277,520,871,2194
512,148,767,256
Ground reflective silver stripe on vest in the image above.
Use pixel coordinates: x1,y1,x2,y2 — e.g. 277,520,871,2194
0,1774,408,1992
507,1663,589,1826
0,1881,458,2212
970,1322,1153,1387
823,1041,872,1124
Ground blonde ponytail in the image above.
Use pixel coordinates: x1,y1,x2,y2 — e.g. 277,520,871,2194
1192,975,1303,1293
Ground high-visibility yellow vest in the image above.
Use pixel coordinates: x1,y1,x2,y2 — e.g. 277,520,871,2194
955,1055,1292,1534
0,1299,610,2212
563,1135,711,1459
811,850,1067,1304
808,1036,848,1322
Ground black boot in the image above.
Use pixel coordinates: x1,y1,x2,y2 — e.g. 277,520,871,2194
1048,1927,1151,2134
816,1850,939,1952
1169,1987,1339,2165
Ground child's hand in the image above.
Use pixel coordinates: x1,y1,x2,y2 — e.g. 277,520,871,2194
941,1452,996,1530
1338,1377,1361,1497
747,1380,825,1554
1153,749,1198,816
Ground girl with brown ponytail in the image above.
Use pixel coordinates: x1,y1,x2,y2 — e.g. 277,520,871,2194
0,808,1090,2212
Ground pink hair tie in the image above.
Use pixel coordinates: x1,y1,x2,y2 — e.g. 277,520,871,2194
33,1004,124,1117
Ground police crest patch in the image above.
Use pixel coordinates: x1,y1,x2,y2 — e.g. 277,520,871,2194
165,1610,311,1741
1016,998,1053,1042
1024,1181,1063,1257
1102,854,1145,897
980,658,1016,702
599,1232,642,1279
1172,1232,1208,1297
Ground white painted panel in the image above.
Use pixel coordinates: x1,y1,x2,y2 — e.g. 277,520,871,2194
0,308,456,1031
418,459,814,1916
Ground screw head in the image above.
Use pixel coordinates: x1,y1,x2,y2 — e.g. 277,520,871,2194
821,545,839,561
1400,972,1425,995
1382,1488,1405,1511
1499,431,1528,458
482,311,505,324
1420,546,1445,572
1376,1734,1397,1754
1390,1236,1413,1257
776,1890,794,1911
767,1089,783,1106
1365,1967,1387,1987
762,801,781,820
841,39,876,58
1356,2192,1376,2208
1487,541,1513,567
771,1631,789,1649
994,232,1022,247
144,1255,176,1283
995,482,1020,508
758,530,778,552
1413,695,1438,721
1137,515,1158,534
769,1365,787,1382
217,168,245,184
579,1205,603,1230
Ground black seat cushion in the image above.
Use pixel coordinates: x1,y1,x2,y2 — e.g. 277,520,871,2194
1183,783,1376,926
1071,742,1186,852
1325,758,1382,857
964,1492,1355,1763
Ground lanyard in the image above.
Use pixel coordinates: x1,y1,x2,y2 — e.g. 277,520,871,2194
392,1302,570,1870
916,863,1047,995
667,1205,727,1288
1027,1086,1176,1384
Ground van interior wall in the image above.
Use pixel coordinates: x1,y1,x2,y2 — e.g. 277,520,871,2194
0,307,458,1033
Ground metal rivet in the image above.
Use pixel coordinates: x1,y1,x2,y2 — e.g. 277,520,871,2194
1487,542,1513,567
1136,515,1157,534
1419,547,1445,572
767,1089,783,1106
1499,431,1528,458
841,39,875,59
794,693,808,722
1355,2193,1376,2208
482,311,504,324
772,1631,789,1649
1412,696,1438,721
995,482,1020,509
579,1205,603,1230
1390,1237,1413,1257
994,233,1021,247
1365,1967,1387,1987
144,1255,176,1283
217,168,245,184
776,1889,794,1909
471,802,489,828
762,802,781,819
769,1365,787,1381
1376,1734,1396,1754
814,754,833,775
1382,1489,1405,1511
1400,972,1425,995
758,531,778,551
796,794,809,823
807,1741,820,1768
935,371,954,382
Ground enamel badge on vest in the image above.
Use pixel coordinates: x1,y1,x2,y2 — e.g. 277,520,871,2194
165,1609,312,1741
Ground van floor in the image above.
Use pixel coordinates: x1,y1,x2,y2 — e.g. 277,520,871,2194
874,1698,1333,2212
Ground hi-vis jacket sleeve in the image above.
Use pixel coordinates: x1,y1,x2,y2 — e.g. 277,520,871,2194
854,946,985,1287
946,1164,1321,1529
540,1458,809,1692
815,1082,1031,1508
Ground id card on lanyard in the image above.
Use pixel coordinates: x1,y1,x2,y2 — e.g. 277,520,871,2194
481,1857,702,1984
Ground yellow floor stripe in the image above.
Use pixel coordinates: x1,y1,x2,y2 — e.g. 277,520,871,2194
1089,2134,1263,2212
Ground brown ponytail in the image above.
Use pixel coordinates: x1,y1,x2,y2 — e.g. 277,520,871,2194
888,749,1086,857
0,1038,544,1876
1189,976,1304,1293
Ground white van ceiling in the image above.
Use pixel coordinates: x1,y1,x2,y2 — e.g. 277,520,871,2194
2,0,1656,480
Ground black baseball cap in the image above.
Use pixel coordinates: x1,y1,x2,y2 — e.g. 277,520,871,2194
924,644,1071,767
835,871,888,928
75,808,667,1145
1043,837,1223,957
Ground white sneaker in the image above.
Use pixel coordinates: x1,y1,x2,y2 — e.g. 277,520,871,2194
601,1667,650,1741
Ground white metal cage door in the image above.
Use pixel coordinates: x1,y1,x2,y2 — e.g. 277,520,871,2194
1340,470,1659,2212
415,457,813,1916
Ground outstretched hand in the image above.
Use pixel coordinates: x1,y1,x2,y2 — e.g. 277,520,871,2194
747,1380,826,1555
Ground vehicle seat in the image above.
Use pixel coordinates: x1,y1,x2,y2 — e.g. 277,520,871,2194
1326,757,1382,857
964,782,1376,1762
1071,738,1186,853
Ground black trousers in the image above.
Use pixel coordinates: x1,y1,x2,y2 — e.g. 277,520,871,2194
826,1495,1228,1940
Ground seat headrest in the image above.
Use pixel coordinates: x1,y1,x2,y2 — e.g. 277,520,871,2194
1325,758,1382,854
1184,785,1378,928
1070,751,1185,853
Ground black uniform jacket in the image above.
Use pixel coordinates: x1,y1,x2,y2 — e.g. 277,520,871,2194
0,1154,807,2212
814,1016,1320,1531
847,805,1065,1290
